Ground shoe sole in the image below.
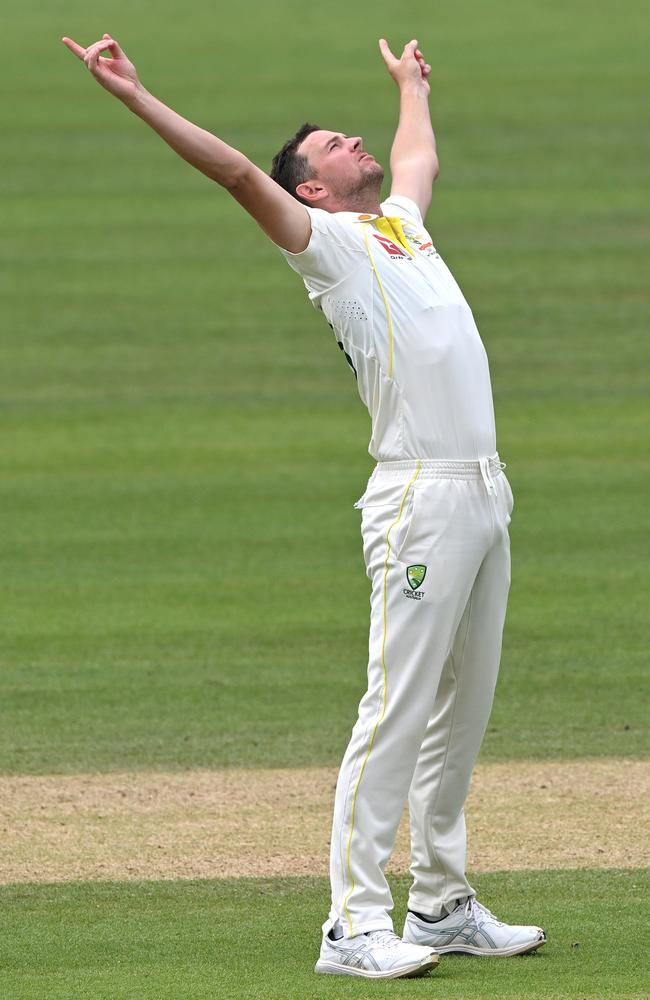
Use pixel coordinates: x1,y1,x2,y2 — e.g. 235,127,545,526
424,936,546,958
315,954,439,979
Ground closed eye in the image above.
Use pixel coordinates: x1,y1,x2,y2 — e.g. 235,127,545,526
326,134,347,153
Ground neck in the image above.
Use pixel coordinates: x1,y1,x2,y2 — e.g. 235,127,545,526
324,181,383,217
325,197,383,216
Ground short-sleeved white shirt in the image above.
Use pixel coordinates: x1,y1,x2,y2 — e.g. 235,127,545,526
277,194,497,462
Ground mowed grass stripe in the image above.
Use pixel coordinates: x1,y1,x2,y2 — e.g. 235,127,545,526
1,402,647,773
1,0,648,776
1,870,648,999
1,760,648,883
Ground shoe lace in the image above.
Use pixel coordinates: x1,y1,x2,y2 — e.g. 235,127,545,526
365,929,403,949
464,897,506,927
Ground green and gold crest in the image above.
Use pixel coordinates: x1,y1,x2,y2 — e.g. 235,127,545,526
406,564,427,590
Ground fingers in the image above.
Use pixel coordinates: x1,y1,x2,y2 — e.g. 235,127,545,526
84,37,118,75
61,36,86,60
414,46,431,77
61,34,122,68
85,41,105,75
402,39,428,67
379,36,431,79
378,37,397,65
102,33,126,58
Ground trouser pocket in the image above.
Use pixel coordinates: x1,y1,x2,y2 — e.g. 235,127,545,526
359,480,420,573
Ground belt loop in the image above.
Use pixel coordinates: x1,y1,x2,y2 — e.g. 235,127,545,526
479,457,497,497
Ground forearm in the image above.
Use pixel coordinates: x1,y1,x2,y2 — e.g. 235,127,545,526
391,85,438,174
124,85,249,189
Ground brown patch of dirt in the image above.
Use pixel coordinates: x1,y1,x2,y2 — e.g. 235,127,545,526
0,760,647,883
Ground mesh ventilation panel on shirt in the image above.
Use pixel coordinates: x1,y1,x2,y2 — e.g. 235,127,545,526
331,299,368,321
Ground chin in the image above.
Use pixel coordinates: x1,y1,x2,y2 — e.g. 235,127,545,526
363,160,384,182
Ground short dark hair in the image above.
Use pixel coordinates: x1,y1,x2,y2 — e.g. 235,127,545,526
270,122,322,205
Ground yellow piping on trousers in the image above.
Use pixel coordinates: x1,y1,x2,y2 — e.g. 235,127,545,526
341,461,422,935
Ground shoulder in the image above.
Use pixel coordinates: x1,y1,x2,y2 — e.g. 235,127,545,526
277,207,368,292
380,194,424,228
309,206,368,243
280,207,368,262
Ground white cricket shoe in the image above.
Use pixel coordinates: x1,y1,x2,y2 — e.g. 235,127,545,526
403,897,546,957
315,927,439,979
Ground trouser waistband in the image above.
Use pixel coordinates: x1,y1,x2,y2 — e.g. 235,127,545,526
374,454,505,496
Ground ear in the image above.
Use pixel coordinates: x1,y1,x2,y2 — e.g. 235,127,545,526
296,179,328,204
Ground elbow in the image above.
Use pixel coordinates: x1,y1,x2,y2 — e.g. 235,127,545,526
432,158,440,182
224,162,249,192
213,157,252,192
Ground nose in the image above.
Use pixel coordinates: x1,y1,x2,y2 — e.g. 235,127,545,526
350,136,362,151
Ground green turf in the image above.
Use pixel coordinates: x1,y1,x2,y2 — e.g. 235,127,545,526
0,869,647,999
1,1,648,772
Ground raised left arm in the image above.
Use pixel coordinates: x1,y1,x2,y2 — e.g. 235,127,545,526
379,38,439,220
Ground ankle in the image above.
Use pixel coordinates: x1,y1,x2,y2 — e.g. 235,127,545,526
409,897,469,923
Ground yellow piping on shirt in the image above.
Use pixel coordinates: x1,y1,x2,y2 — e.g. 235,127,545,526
341,461,422,936
363,224,395,378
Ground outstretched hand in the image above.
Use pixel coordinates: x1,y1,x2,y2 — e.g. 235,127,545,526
379,38,431,95
61,33,141,103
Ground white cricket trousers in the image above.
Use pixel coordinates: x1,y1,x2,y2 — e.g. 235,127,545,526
326,454,513,938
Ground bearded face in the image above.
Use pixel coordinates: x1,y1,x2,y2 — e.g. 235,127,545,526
296,130,384,208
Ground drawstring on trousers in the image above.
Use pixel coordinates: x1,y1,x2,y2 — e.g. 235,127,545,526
479,457,505,497
362,455,508,505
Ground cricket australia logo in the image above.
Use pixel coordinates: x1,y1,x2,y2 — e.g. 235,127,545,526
404,564,427,600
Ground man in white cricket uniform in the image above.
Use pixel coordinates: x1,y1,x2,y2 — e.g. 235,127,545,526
65,30,546,980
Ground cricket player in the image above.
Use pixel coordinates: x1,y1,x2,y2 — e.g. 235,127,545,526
62,32,547,979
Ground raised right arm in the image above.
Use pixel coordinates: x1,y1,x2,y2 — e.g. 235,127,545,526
61,34,311,254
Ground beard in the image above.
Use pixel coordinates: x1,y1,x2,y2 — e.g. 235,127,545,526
335,158,385,204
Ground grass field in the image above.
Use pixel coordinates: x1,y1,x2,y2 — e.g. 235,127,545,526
2,871,649,1000
1,0,648,996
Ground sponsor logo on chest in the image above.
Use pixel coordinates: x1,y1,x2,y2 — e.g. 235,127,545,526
372,233,410,260
371,230,440,262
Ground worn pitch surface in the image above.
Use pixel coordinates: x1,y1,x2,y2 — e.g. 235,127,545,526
1,760,648,883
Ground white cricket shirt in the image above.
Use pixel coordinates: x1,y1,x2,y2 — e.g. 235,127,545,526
278,194,497,461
